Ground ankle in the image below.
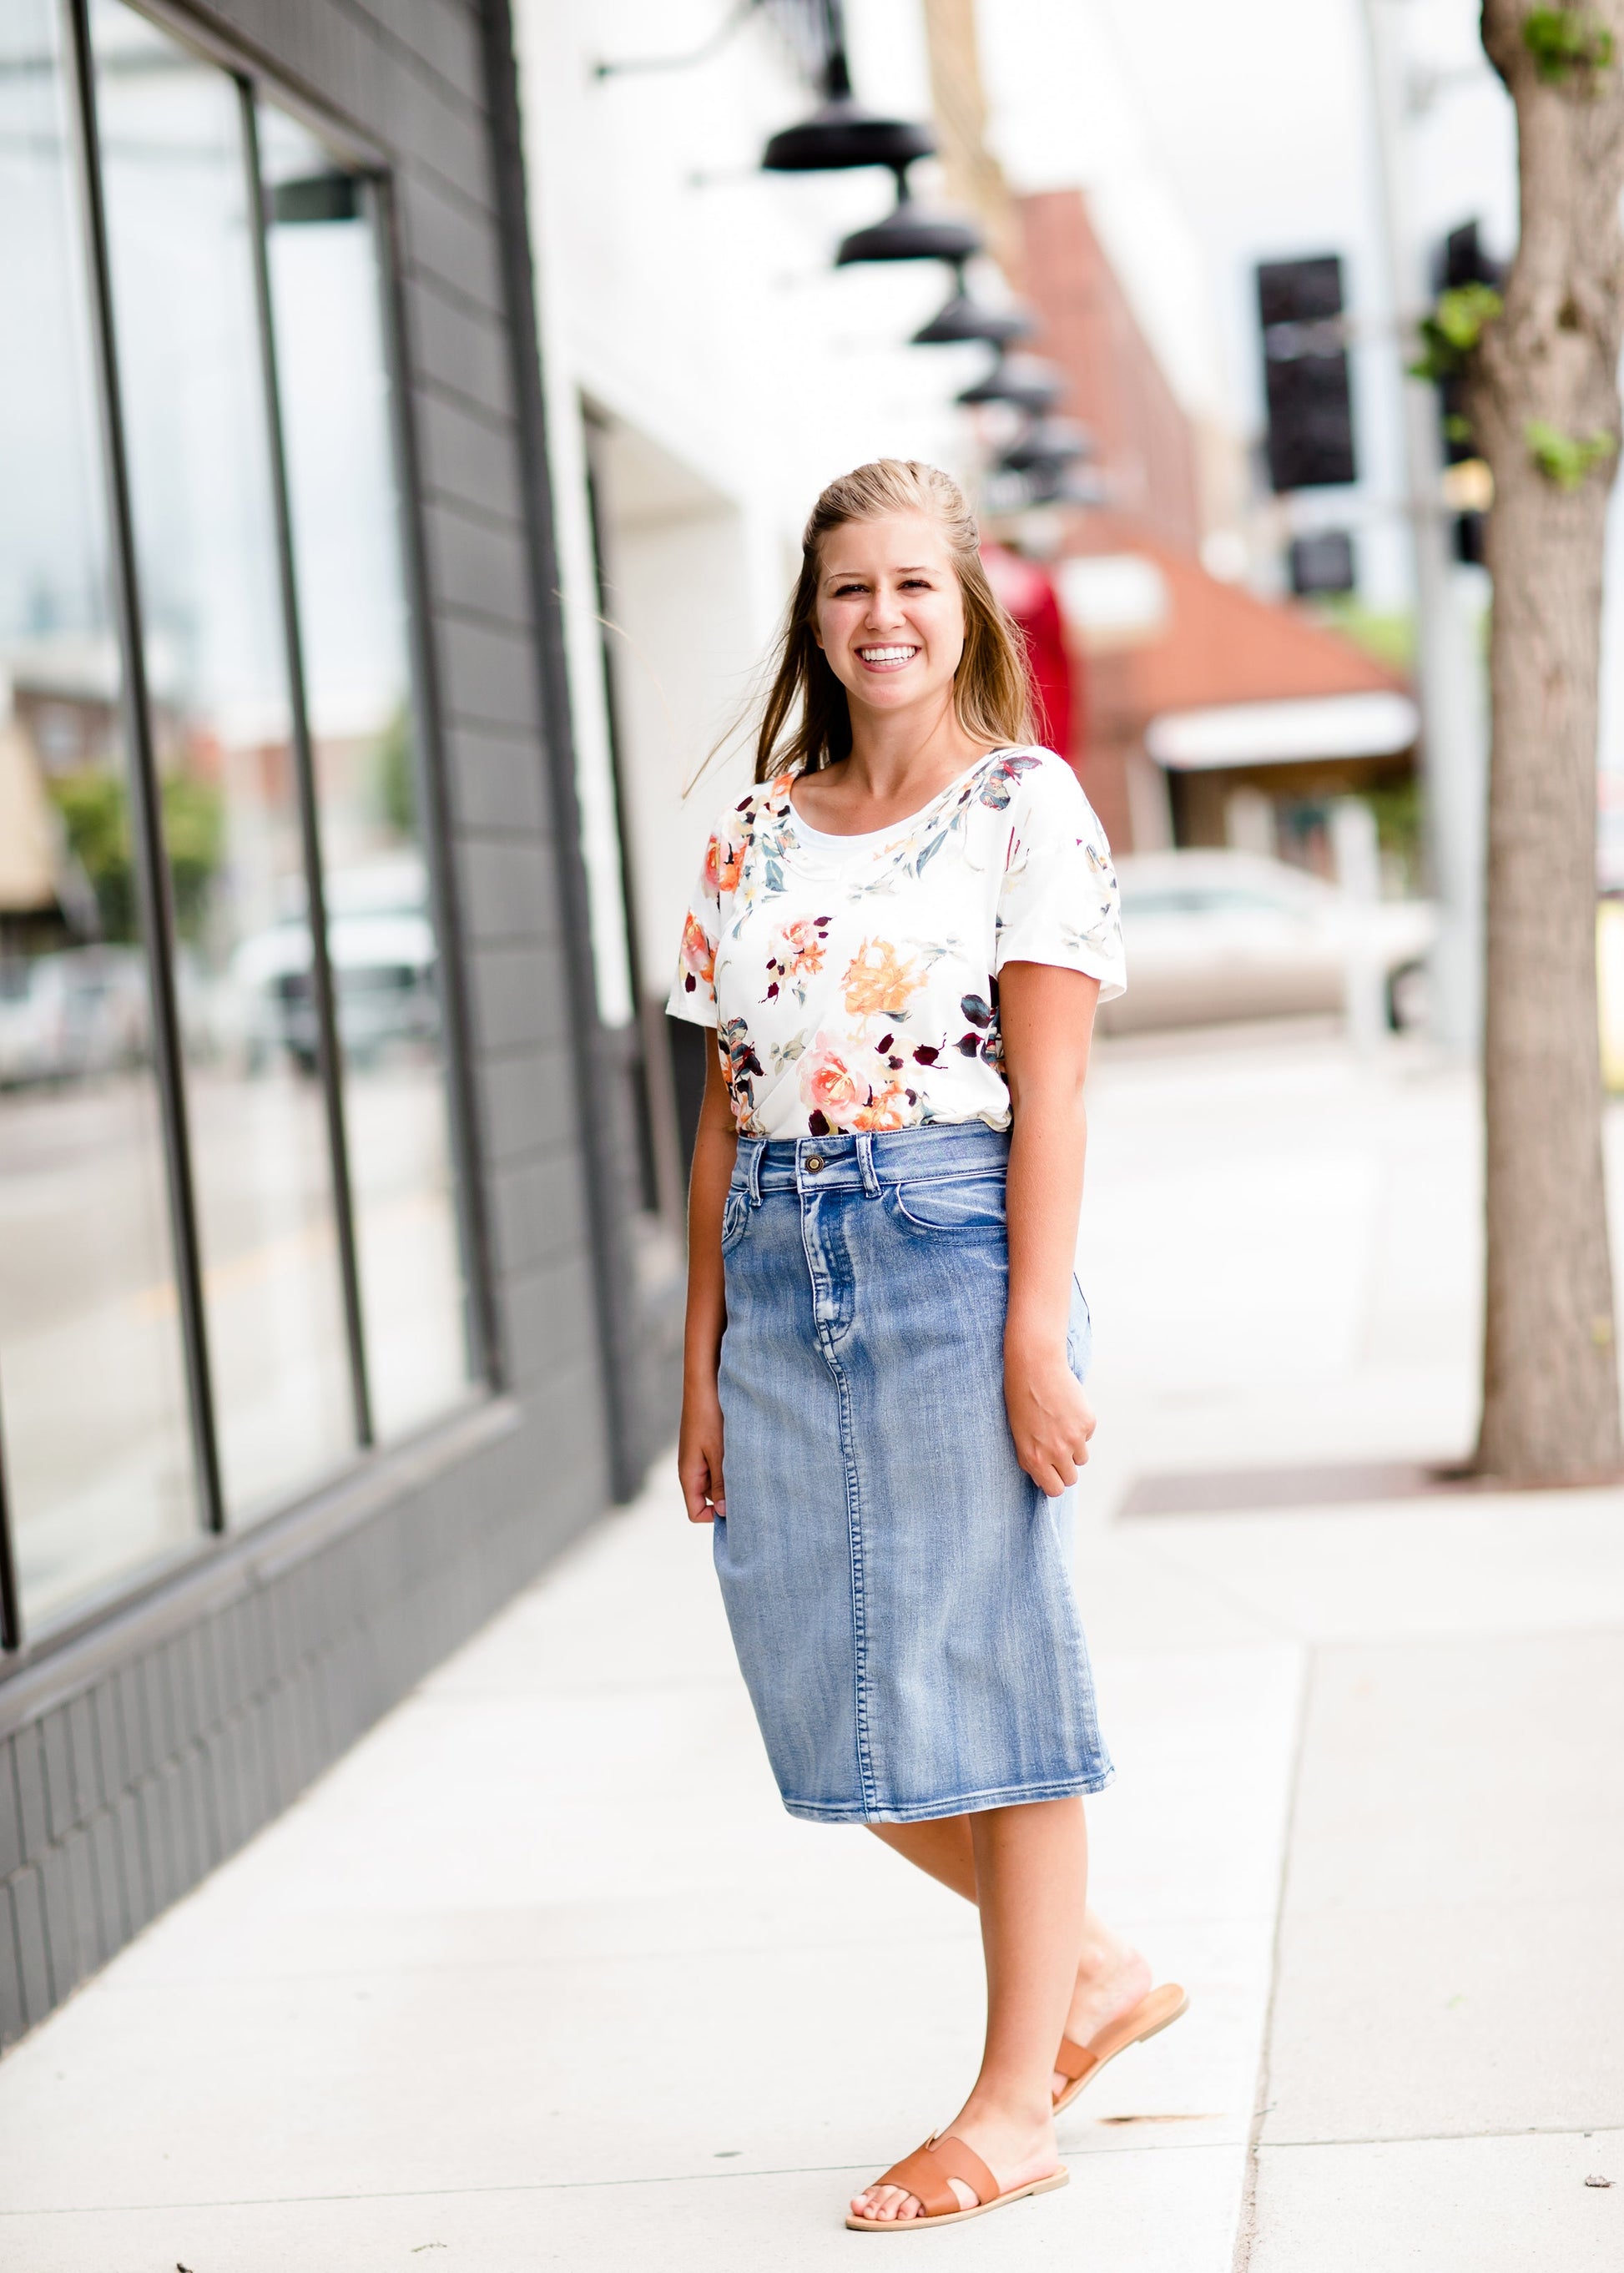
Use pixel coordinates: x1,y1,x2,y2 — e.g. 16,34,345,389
958,2083,1055,2139
1074,1924,1143,1987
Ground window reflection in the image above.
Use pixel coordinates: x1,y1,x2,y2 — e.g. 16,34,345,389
0,0,200,1625
260,108,477,1437
90,0,356,1518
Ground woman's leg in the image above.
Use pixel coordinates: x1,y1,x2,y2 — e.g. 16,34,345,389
851,1797,1089,2223
868,1820,1153,2092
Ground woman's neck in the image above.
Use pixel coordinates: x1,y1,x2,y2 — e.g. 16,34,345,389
834,693,986,808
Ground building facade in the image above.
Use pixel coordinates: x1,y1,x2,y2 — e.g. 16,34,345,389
0,0,653,2048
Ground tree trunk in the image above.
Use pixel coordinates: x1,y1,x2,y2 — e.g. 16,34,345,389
1471,3,1624,1482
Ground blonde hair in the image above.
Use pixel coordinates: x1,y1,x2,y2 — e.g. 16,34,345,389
751,459,1035,784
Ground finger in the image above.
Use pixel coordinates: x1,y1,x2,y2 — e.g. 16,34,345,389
679,1465,714,1523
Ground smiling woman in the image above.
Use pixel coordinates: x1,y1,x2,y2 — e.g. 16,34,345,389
666,461,1186,2235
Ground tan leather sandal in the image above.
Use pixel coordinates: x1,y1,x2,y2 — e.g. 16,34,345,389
845,2134,1068,2231
1052,1982,1189,2114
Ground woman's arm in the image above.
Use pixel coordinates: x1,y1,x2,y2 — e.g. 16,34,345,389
678,1046,739,1523
999,960,1102,1496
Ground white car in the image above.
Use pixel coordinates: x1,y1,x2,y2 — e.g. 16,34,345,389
0,946,150,1086
229,859,441,1073
1101,850,1436,1035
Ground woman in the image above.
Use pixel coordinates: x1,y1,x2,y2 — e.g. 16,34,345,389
670,460,1185,2231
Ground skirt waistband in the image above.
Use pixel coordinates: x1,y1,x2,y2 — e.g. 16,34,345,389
735,1121,1010,1197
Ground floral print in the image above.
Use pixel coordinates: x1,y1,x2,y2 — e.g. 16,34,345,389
668,746,1125,1136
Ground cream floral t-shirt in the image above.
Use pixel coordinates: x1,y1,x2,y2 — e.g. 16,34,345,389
667,746,1125,1139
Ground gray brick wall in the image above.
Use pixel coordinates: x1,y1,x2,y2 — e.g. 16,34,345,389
0,0,673,2052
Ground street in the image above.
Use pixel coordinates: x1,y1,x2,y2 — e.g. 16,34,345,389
0,1024,1620,2268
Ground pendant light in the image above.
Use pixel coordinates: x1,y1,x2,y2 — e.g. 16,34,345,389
836,170,982,266
956,354,1067,411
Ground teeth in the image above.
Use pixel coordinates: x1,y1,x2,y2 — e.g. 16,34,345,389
859,646,917,663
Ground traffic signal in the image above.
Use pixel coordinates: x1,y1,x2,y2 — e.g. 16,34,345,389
1431,221,1505,466
1289,530,1356,596
1256,255,1357,491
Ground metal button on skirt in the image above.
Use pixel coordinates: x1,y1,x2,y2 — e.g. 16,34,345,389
714,1122,1112,1824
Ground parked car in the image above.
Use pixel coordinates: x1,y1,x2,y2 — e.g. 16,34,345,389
0,945,151,1086
1101,849,1436,1036
229,858,441,1073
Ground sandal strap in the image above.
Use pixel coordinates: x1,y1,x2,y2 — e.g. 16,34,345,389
1055,2034,1101,2084
872,2134,999,2217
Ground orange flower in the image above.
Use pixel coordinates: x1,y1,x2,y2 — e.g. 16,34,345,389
680,911,715,986
703,832,740,895
780,916,825,977
799,1037,869,1129
842,936,925,1019
852,1083,909,1131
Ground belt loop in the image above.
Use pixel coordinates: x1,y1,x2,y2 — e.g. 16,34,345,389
744,1138,763,1205
856,1130,880,1197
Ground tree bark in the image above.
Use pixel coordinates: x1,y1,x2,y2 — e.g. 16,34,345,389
1471,2,1624,1481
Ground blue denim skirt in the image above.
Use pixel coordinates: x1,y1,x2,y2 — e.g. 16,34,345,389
715,1121,1113,1825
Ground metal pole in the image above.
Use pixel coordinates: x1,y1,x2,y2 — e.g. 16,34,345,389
62,0,225,1530
1359,0,1487,1051
0,1378,20,1651
240,83,372,1449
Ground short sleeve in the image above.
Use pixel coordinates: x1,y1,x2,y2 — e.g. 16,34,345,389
665,811,739,1028
993,757,1126,1000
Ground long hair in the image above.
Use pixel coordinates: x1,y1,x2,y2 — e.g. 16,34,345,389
751,459,1036,784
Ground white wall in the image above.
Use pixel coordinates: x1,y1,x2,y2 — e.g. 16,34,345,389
512,0,986,1005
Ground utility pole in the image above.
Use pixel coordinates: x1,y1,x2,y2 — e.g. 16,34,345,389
1359,0,1488,1051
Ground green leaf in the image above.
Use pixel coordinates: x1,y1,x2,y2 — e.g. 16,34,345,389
1525,418,1618,490
1521,9,1615,86
1409,283,1503,384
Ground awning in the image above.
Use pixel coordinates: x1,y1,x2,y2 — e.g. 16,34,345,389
1145,688,1420,771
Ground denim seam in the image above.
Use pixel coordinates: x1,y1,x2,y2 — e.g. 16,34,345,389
780,1766,1117,1824
798,1192,878,1818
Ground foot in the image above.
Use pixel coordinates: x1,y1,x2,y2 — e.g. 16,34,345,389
849,2102,1060,2225
1052,1931,1152,2102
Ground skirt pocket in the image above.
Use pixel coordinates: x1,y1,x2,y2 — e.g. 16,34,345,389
891,1171,1007,1236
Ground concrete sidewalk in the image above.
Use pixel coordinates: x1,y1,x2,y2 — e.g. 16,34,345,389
2,1030,1621,2269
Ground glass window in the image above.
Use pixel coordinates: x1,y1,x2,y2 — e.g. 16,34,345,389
259,108,477,1438
89,0,356,1518
0,2,486,1646
0,0,200,1625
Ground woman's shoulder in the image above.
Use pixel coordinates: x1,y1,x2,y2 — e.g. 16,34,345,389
980,746,1107,839
701,770,794,863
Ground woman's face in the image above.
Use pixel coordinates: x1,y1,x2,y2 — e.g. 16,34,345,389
812,512,966,722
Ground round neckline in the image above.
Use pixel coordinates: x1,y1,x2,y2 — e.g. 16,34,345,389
780,747,1012,867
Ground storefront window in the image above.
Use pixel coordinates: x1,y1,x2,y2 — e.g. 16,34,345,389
0,0,201,1627
260,108,476,1439
92,1,356,1519
0,0,482,1646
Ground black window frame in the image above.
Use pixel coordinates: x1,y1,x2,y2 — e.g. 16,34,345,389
0,0,497,1666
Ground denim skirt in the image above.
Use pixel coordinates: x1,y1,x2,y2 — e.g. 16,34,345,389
714,1121,1113,1825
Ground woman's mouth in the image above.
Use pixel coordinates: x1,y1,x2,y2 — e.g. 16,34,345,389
856,644,920,672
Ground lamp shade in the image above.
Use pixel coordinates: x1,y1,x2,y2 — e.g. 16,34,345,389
913,288,1034,347
836,178,982,266
957,354,1066,411
763,94,936,174
999,418,1094,473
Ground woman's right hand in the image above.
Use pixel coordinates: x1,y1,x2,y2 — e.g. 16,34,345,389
678,1383,726,1523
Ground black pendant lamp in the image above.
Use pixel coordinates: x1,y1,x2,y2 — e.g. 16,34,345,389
762,44,936,175
836,169,982,266
957,354,1067,411
998,417,1094,474
913,276,1035,348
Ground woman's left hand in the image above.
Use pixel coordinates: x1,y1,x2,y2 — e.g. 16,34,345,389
1005,1348,1097,1496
